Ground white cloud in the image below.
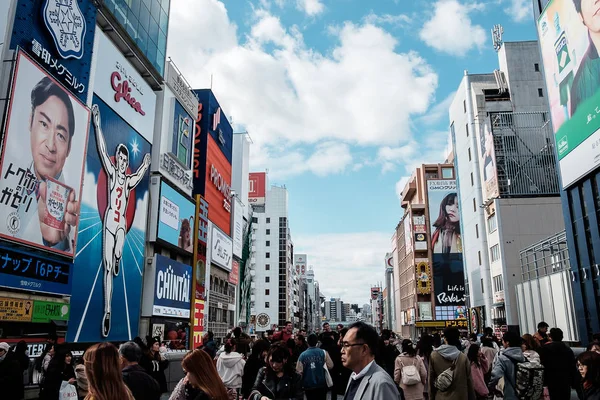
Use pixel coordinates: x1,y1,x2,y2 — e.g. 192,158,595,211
417,91,456,127
297,0,324,16
395,176,409,200
505,0,531,22
364,13,411,27
294,232,393,304
419,0,486,57
377,145,416,173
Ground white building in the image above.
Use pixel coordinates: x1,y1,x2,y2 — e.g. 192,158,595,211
325,298,343,321
449,41,564,336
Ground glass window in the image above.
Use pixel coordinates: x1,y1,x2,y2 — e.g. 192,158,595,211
538,88,544,97
149,15,160,45
266,252,270,258
137,28,148,53
468,148,472,161
442,168,453,179
252,217,258,223
265,264,270,270
488,214,497,233
265,289,270,295
266,241,270,246
265,277,270,283
150,0,161,20
465,123,469,137
266,218,271,223
159,8,169,34
265,302,270,308
139,3,150,32
534,63,540,72
266,229,270,235
490,244,500,262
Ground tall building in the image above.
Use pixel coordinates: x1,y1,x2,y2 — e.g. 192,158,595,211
449,41,564,336
325,298,343,321
343,303,351,322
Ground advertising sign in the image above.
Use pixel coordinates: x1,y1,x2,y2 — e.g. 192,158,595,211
31,300,70,323
427,180,466,311
229,260,239,285
232,199,244,258
0,51,90,257
538,0,600,188
153,255,192,319
191,299,205,348
165,62,199,118
205,135,232,235
0,297,33,322
413,215,427,251
157,181,196,253
416,259,432,295
211,225,232,271
171,100,193,168
249,172,267,206
193,195,209,304
67,94,152,342
10,0,97,101
478,120,499,199
418,302,432,321
92,28,156,143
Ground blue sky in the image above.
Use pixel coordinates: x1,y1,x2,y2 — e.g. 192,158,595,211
168,0,540,305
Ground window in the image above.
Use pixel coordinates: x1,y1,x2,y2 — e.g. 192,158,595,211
475,224,479,238
266,241,270,246
265,289,270,295
252,217,258,223
466,123,469,137
265,302,270,308
487,214,497,233
266,252,270,258
463,100,466,113
470,172,474,186
468,148,472,161
266,218,271,223
473,198,477,212
490,244,500,262
534,63,540,72
538,88,544,97
266,229,270,235
442,168,453,179
265,264,270,270
265,276,270,283
478,251,482,265
481,279,484,293
493,275,504,292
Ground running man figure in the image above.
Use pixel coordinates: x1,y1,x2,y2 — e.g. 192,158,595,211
91,104,151,337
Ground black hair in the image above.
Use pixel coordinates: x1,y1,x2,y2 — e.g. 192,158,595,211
381,329,391,341
224,338,237,353
587,341,600,351
402,339,416,356
578,351,600,385
443,327,461,347
483,327,493,336
573,0,582,14
322,322,329,328
30,77,75,147
265,344,293,376
14,340,27,355
233,327,242,338
119,341,142,363
417,334,434,359
206,331,214,340
481,337,494,348
47,345,72,373
549,327,564,342
339,328,348,340
250,340,270,360
116,144,129,159
348,321,379,356
537,321,549,330
266,330,274,336
296,334,305,343
284,321,292,326
469,333,478,341
502,331,521,348
467,343,481,366
307,334,318,347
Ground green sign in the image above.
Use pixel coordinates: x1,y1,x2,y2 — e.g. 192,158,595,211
31,301,70,323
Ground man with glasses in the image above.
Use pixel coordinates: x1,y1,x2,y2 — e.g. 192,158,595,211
0,342,22,399
340,322,399,400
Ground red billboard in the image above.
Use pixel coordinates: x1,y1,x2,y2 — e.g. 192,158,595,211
249,172,266,206
205,135,231,235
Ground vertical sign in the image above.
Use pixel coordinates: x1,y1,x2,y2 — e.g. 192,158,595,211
191,195,209,348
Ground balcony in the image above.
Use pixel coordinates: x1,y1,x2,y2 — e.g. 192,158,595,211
209,290,234,306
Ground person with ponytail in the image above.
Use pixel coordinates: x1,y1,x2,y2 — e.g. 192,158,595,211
83,342,134,400
216,338,245,395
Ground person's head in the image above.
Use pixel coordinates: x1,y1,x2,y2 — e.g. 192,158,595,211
266,330,274,340
402,339,416,356
45,343,56,357
284,321,292,334
467,343,481,365
502,331,521,349
119,342,142,368
307,333,319,348
573,0,600,34
537,321,549,335
232,327,242,338
182,349,229,399
323,323,331,332
549,327,564,342
0,342,9,361
337,324,344,332
434,193,460,228
521,334,539,352
115,144,129,175
578,351,600,385
443,327,461,347
84,342,133,400
250,340,270,360
266,345,290,375
180,218,191,246
203,331,214,342
587,341,600,354
15,340,27,355
481,337,495,349
295,334,305,347
29,77,75,180
469,333,477,342
299,329,307,337
338,328,349,346
418,334,434,358
224,338,237,354
341,322,379,373
483,327,494,337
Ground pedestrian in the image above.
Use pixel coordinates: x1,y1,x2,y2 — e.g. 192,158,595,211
521,334,541,363
216,338,245,395
119,341,161,400
533,322,550,346
428,326,475,400
12,340,29,399
36,343,55,377
248,344,304,400
489,331,526,400
170,349,231,400
231,327,251,357
382,329,400,378
587,341,600,354
74,355,88,400
83,342,134,400
394,339,427,400
337,327,352,397
296,333,334,400
141,336,169,393
200,331,217,359
466,344,489,400
480,337,497,382
273,321,294,343
321,330,343,398
577,351,600,400
0,342,22,400
417,334,434,400
340,321,399,400
539,327,579,400
39,346,76,400
241,340,270,398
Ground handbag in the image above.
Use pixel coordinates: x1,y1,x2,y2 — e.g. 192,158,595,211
323,350,334,388
59,380,78,400
434,358,458,392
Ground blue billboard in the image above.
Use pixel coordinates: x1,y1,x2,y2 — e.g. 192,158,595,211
157,181,196,253
10,0,97,102
67,95,151,342
152,254,192,319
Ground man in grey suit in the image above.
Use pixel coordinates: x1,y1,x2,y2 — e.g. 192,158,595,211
341,322,400,400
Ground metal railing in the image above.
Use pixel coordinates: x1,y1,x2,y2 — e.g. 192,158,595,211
519,230,570,281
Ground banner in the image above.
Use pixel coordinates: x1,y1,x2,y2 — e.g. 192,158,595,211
478,119,499,200
32,300,70,323
157,181,195,253
211,225,232,271
229,260,239,285
67,94,151,342
232,199,244,258
0,51,90,257
0,297,32,322
538,0,600,187
249,172,267,206
153,255,192,319
191,299,205,348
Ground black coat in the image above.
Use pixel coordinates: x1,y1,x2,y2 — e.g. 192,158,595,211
0,354,22,400
539,341,579,396
242,356,265,398
39,363,76,400
583,384,600,400
249,367,304,400
122,364,161,400
140,352,169,393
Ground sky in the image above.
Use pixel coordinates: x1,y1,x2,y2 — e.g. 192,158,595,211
167,0,539,306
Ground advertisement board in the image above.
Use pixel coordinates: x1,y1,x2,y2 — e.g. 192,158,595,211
205,135,232,235
232,199,244,258
10,0,98,101
0,297,33,322
229,260,239,285
418,302,432,321
211,225,232,271
478,119,499,199
92,28,156,144
171,100,193,168
0,51,90,257
413,215,427,251
193,195,209,302
165,62,198,118
249,172,267,206
538,0,600,187
0,244,72,295
427,180,466,314
157,180,196,253
67,94,152,342
191,299,205,348
31,300,70,323
153,255,192,319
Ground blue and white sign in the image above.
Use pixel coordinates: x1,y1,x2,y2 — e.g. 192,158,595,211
153,254,192,319
43,0,87,59
157,181,196,253
211,225,232,272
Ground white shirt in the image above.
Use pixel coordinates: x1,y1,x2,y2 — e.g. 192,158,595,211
350,359,375,381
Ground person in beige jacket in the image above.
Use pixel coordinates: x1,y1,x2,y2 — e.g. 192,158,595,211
394,340,427,400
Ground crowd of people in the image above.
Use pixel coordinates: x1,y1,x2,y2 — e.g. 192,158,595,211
2,320,600,399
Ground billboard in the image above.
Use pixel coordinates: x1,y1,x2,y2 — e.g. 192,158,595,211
249,172,267,206
0,51,90,257
205,135,232,235
229,260,239,285
157,180,196,253
67,94,152,342
478,120,498,199
9,0,98,101
153,255,192,319
538,0,600,187
171,100,193,168
295,254,307,276
427,180,466,318
413,215,427,251
191,195,208,348
211,225,232,271
31,300,70,323
232,199,244,258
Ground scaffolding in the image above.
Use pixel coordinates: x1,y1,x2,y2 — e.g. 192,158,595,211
519,230,570,282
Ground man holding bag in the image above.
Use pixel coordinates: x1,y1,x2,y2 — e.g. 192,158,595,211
297,334,334,400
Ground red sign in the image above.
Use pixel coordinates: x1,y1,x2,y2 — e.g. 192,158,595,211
249,172,266,205
229,260,239,285
111,72,145,115
192,299,205,348
205,136,231,235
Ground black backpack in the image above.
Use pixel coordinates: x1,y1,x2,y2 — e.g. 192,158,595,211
510,359,544,400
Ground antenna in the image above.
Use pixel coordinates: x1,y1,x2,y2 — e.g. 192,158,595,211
492,24,504,52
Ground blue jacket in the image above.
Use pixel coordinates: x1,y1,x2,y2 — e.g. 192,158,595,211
298,347,326,389
489,347,526,400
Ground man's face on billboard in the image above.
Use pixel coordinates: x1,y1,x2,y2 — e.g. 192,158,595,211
580,0,600,33
30,95,71,180
117,151,128,174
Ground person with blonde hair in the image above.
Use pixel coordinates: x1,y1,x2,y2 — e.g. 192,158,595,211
83,342,134,400
170,349,230,400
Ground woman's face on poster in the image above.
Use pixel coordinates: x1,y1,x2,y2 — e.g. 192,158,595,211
445,197,459,223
